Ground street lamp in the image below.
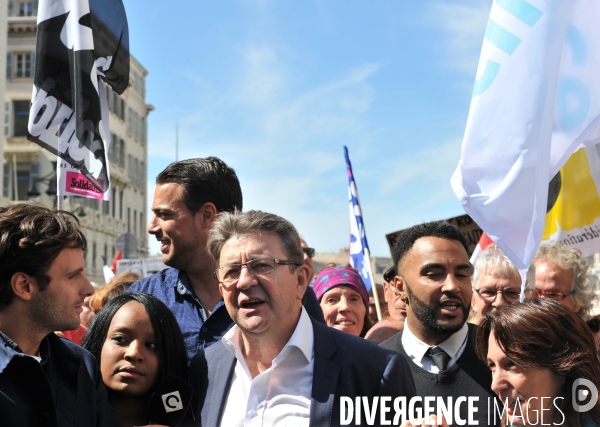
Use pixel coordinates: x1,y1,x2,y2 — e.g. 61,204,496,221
27,162,57,198
74,206,87,217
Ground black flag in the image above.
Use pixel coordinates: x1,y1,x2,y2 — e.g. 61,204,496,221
27,0,129,199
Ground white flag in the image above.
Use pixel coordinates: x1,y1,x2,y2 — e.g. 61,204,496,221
451,0,600,270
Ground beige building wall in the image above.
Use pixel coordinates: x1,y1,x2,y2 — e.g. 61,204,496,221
2,5,150,284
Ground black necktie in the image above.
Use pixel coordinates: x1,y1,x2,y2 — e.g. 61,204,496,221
428,346,450,371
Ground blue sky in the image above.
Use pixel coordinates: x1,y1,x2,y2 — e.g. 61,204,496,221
123,0,492,257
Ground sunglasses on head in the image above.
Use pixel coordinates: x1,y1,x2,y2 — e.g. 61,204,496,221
302,247,315,258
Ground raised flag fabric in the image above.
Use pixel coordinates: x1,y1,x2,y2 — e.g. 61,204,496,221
451,0,600,271
542,144,600,256
344,146,374,293
27,0,129,201
470,232,494,264
111,248,123,274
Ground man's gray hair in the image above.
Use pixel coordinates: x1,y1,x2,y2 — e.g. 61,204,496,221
535,242,595,319
208,210,304,268
473,244,535,291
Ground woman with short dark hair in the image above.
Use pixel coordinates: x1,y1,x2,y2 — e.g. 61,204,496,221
476,298,600,427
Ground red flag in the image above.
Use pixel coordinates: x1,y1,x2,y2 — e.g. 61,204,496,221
111,249,123,274
470,232,494,263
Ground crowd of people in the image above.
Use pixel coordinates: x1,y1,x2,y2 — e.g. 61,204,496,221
0,156,599,427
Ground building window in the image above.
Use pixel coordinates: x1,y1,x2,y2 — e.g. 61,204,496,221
3,162,40,201
139,161,145,189
106,86,125,121
127,207,130,233
92,242,97,269
119,190,123,219
15,162,31,201
116,138,124,167
15,53,32,78
112,188,116,217
17,1,34,16
133,208,137,236
127,154,132,182
127,107,132,135
13,100,29,137
108,133,115,163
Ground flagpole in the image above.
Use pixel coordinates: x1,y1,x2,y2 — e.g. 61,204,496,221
364,248,382,321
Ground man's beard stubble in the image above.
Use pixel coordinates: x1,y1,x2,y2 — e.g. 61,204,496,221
404,280,469,333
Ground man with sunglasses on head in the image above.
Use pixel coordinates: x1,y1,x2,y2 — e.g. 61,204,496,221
189,210,416,427
300,238,315,281
534,242,595,319
470,244,536,323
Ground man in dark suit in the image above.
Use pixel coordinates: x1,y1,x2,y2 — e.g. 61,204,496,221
380,221,498,426
189,210,416,427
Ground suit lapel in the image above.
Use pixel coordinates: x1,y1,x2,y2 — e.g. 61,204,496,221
310,320,340,427
204,344,236,427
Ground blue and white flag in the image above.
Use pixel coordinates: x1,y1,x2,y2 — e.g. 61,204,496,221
344,146,373,292
451,0,600,272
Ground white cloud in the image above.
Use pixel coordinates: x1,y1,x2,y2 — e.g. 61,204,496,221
378,137,462,195
424,0,492,76
233,45,287,106
144,45,386,251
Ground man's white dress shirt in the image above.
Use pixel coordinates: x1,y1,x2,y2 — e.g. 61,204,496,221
219,307,314,427
401,320,468,373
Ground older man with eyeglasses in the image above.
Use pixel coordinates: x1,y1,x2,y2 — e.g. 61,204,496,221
188,210,416,427
534,242,595,319
470,244,536,323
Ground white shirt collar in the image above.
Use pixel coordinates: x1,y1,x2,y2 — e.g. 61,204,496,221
402,320,468,367
222,306,314,366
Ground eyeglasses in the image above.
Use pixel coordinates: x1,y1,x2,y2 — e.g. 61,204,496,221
586,318,600,333
474,287,522,303
537,290,575,301
215,257,301,285
302,247,315,258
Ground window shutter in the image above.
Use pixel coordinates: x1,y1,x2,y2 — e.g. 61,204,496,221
6,52,12,79
28,162,40,194
3,163,10,198
8,0,14,17
32,0,38,15
30,51,35,76
120,138,125,167
5,100,11,137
